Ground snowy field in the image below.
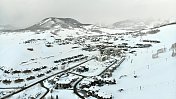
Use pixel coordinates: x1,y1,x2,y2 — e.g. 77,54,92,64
0,24,176,99
94,25,176,99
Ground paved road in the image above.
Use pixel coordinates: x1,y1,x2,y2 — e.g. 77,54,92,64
0,87,22,89
40,81,49,99
72,57,125,99
97,59,118,76
0,58,94,99
73,77,85,99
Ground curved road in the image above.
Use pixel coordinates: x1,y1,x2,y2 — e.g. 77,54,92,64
40,81,49,99
0,58,94,99
73,58,126,99
73,77,85,99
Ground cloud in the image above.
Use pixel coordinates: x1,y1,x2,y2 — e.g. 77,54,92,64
0,0,175,27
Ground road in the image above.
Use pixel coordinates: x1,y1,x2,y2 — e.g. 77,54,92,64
40,81,49,99
0,58,94,99
1,57,125,99
97,59,118,76
72,58,125,99
73,77,85,99
0,87,22,89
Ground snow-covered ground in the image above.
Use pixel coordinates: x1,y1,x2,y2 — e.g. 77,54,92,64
0,24,176,99
90,25,176,99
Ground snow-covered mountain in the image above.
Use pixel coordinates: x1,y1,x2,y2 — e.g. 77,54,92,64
0,25,16,31
112,19,176,30
25,17,91,31
0,17,176,99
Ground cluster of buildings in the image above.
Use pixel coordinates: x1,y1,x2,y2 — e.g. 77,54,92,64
54,54,88,66
48,73,79,89
80,77,116,88
75,65,89,73
23,38,46,44
79,77,115,99
0,65,58,85
143,40,160,43
84,88,113,99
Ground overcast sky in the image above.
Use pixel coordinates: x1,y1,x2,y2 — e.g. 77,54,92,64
0,0,176,28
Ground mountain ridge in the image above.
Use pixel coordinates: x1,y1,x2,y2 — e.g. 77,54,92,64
25,17,91,31
112,19,176,30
